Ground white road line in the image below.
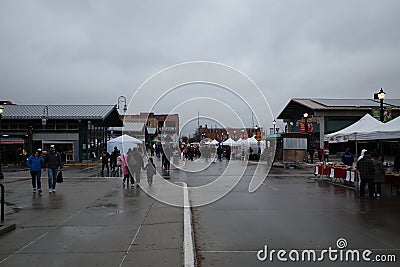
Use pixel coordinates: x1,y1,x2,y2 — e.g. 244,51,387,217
118,223,144,267
118,201,154,267
182,182,195,267
0,209,85,264
0,232,50,264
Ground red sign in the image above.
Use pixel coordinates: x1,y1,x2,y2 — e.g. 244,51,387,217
0,139,24,145
299,122,313,133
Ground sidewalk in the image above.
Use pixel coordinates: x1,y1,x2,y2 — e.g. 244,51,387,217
0,168,184,267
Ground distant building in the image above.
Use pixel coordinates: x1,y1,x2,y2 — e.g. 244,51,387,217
277,98,400,150
196,124,263,141
0,103,122,163
109,112,179,145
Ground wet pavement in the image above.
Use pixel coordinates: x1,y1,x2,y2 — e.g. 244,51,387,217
0,166,183,267
190,162,400,266
1,160,400,266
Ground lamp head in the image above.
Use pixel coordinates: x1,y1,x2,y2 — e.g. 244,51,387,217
378,88,386,100
303,112,309,118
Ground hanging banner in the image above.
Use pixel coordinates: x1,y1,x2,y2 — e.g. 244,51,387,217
371,108,380,119
384,107,392,122
328,135,349,143
299,121,305,132
299,121,313,133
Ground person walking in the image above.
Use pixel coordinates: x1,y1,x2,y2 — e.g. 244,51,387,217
122,153,131,188
145,157,156,185
44,145,63,194
101,149,110,177
341,148,354,166
372,152,385,197
356,150,375,199
26,150,44,195
116,153,123,177
217,145,222,161
110,147,119,177
131,147,144,185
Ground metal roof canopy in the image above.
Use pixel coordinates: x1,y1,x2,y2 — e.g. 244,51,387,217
1,105,123,127
277,98,400,120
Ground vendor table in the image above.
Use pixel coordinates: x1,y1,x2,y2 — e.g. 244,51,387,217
384,173,400,195
314,163,358,186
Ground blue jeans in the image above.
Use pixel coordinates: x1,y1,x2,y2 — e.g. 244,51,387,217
48,168,58,190
31,171,42,190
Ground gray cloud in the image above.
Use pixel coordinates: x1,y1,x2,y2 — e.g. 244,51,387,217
1,0,399,126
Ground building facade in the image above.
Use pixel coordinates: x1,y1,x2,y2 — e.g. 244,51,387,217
277,98,400,151
0,104,122,163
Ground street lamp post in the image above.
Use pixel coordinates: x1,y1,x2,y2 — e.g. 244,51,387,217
0,105,4,179
303,113,309,163
303,113,309,134
377,88,386,122
42,105,48,128
117,96,127,114
272,119,276,135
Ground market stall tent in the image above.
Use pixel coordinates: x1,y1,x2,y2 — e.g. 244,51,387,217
222,138,237,146
363,115,400,140
324,113,385,158
107,134,142,155
324,114,383,143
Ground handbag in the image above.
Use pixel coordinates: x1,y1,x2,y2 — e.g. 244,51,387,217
56,170,64,183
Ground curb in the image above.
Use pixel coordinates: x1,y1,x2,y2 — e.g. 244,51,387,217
182,182,196,267
0,223,16,236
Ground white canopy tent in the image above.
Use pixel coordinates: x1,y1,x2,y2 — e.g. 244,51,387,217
107,134,142,155
363,115,400,140
324,114,384,143
236,138,244,145
222,138,237,146
324,113,388,157
246,137,260,153
210,139,219,145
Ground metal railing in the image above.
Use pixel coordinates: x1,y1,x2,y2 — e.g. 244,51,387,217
1,183,4,222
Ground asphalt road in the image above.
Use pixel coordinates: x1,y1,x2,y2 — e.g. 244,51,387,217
187,162,400,267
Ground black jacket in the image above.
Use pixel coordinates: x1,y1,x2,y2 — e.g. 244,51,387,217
44,152,63,169
356,157,374,181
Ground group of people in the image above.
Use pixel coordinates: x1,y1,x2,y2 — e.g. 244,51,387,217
356,149,385,199
101,147,123,177
102,146,157,187
26,145,63,195
340,148,384,199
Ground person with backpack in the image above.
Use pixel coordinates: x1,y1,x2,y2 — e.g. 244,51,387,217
44,145,63,194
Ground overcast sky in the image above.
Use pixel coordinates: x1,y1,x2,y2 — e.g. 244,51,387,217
1,0,399,130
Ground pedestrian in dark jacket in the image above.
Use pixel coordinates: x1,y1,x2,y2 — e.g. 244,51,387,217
372,153,385,197
341,148,354,166
101,150,110,177
44,145,63,194
356,150,375,199
27,150,44,194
